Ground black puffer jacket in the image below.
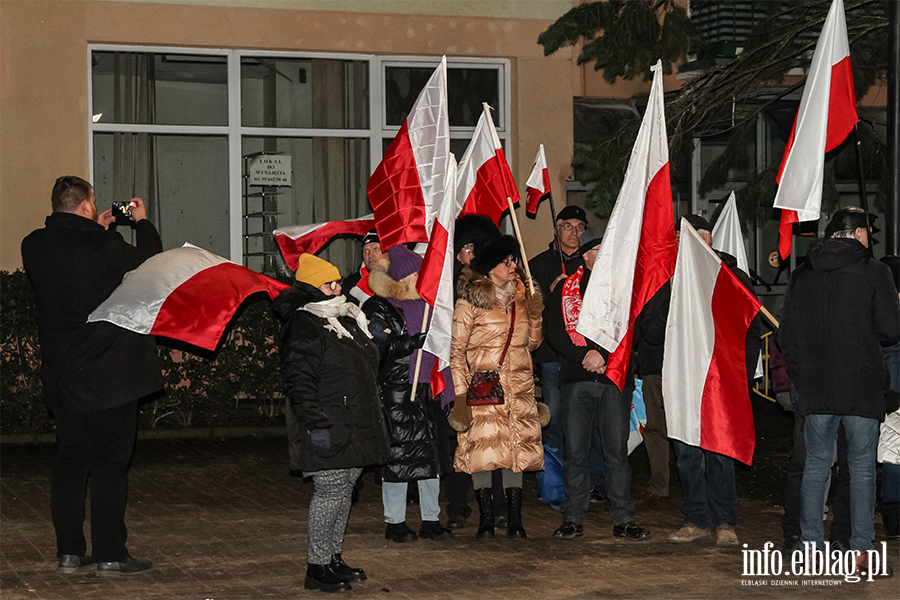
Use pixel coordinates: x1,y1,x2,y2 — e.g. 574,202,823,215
779,238,900,420
274,282,391,473
364,269,443,482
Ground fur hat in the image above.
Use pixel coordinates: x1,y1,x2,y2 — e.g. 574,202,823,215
470,235,520,277
454,214,501,255
387,245,422,281
294,253,340,288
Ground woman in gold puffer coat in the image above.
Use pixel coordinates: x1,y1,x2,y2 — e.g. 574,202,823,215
448,235,549,540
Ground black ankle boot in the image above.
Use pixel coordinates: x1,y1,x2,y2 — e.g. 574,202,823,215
505,487,526,539
304,563,352,593
475,487,495,539
884,502,900,539
330,554,366,582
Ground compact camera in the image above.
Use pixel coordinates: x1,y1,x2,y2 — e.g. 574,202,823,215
112,201,138,225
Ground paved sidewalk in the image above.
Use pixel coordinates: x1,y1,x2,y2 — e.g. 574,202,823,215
1,398,896,599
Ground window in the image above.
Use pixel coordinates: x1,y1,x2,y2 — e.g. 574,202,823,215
90,47,509,276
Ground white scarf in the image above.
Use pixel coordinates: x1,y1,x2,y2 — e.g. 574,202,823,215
300,295,372,340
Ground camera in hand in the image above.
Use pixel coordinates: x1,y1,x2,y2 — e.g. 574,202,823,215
112,201,137,225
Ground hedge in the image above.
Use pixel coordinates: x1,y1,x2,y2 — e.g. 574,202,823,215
1,269,290,435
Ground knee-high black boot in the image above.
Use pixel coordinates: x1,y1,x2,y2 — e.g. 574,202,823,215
506,487,526,539
474,488,494,539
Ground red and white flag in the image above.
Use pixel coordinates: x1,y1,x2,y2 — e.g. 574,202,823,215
417,155,461,397
88,244,289,351
273,214,374,270
456,107,519,227
773,0,858,259
662,220,761,465
367,57,450,251
576,61,677,391
711,192,748,274
525,144,551,218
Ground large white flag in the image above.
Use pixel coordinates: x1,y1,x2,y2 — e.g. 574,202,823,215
576,60,677,391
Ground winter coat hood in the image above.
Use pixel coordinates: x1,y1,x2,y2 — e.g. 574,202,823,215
456,265,535,310
368,259,420,301
806,238,868,273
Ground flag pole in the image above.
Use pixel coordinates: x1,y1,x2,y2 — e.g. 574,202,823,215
853,124,874,258
482,103,535,295
546,192,567,275
410,303,431,400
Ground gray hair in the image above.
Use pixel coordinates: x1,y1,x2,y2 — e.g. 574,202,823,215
830,229,857,240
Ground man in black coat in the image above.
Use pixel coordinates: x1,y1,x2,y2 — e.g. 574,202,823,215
21,176,163,576
779,207,900,560
546,229,650,541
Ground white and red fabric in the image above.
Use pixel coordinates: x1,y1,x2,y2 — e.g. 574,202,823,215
561,267,587,346
713,192,764,379
576,61,677,392
366,57,450,251
773,0,858,259
662,221,761,465
273,214,374,271
88,244,289,351
456,109,519,227
419,154,461,398
525,144,551,217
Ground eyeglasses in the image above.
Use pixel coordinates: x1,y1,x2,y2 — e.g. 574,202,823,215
559,222,586,233
461,243,475,254
502,257,518,267
325,280,341,290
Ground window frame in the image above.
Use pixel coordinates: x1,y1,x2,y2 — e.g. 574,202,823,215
88,45,511,266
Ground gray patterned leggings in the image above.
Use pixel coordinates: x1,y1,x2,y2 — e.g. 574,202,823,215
307,467,362,565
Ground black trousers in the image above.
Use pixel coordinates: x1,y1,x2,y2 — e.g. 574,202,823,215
51,401,138,562
782,411,851,542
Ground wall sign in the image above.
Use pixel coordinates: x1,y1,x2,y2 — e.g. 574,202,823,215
248,155,292,186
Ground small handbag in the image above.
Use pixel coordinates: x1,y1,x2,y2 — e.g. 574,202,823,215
466,302,516,406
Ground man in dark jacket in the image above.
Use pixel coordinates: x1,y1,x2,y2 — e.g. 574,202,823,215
343,229,382,306
528,205,586,455
779,207,900,558
546,229,650,541
21,176,163,575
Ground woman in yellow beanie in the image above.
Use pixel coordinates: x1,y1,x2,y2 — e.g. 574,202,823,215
273,253,391,593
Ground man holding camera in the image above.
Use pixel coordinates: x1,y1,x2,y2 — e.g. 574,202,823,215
21,176,163,576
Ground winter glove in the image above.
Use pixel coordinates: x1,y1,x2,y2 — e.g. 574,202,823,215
309,428,334,458
526,289,544,319
537,401,551,427
448,394,473,432
410,332,428,350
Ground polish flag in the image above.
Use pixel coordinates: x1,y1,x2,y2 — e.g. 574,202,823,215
662,220,761,465
418,154,461,398
367,57,450,251
712,192,764,379
773,0,858,259
525,144,551,218
273,214,374,271
711,192,748,274
456,108,519,227
88,244,289,351
576,61,677,391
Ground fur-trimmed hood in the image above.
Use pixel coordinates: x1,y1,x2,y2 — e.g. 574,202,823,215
368,258,421,301
456,265,537,310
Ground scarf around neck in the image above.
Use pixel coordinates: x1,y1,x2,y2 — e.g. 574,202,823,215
301,295,372,341
561,266,586,346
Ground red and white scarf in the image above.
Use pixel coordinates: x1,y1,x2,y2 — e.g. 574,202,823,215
561,266,586,346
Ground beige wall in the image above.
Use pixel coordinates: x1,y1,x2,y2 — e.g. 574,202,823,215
0,0,584,270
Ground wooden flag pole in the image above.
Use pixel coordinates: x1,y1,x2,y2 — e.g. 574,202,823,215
410,303,431,400
482,103,535,295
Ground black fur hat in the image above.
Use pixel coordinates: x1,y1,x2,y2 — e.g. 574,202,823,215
454,214,501,255
470,235,520,277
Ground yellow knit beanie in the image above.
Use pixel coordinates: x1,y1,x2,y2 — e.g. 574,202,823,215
294,253,341,288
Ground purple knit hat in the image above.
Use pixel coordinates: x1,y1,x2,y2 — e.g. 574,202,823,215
388,245,422,281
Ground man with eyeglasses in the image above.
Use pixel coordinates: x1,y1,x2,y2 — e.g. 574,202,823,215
528,206,606,503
